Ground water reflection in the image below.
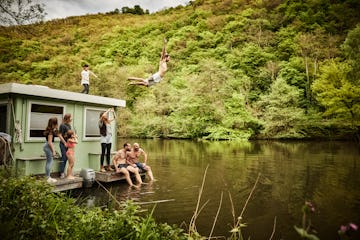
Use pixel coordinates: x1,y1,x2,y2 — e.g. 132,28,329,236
72,140,360,239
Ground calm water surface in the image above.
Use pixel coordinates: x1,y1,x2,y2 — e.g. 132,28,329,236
73,140,360,239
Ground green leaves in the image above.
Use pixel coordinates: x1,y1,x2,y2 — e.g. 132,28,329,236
294,226,320,240
0,171,189,240
258,77,306,138
312,60,360,121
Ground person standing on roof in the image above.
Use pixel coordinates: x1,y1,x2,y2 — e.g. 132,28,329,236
80,64,98,94
128,38,170,87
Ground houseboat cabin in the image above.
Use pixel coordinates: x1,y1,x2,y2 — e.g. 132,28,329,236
0,83,126,179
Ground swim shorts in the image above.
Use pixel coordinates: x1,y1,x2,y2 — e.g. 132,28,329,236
146,72,162,86
118,164,128,169
135,162,147,172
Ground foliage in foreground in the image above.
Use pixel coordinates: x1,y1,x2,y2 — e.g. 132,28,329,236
0,170,190,240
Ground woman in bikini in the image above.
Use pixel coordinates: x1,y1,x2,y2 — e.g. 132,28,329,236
65,130,78,179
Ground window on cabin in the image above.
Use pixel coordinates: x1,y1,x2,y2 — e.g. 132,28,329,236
84,108,104,137
0,104,7,133
29,103,64,138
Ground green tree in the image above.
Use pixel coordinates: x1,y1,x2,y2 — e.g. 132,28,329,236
121,5,148,15
312,60,360,125
342,24,360,84
296,31,322,108
228,43,273,101
258,77,305,138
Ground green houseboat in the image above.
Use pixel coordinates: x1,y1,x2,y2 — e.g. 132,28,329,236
0,83,126,189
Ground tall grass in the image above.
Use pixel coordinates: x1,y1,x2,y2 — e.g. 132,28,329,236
0,169,190,240
188,166,264,240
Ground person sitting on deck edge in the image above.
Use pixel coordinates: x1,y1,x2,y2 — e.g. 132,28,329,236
126,143,154,181
113,143,143,186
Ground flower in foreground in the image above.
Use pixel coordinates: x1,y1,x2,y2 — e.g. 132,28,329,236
338,222,359,237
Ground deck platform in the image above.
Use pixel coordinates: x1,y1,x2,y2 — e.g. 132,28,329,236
95,171,146,183
38,170,146,192
49,176,83,192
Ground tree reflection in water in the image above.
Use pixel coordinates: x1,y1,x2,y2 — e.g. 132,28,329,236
72,140,360,240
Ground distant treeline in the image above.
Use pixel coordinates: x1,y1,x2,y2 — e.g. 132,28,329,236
107,5,150,15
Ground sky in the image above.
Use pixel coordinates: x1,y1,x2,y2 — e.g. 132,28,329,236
37,0,190,21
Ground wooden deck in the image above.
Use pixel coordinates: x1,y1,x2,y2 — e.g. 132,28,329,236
42,170,146,192
49,176,83,192
95,171,146,183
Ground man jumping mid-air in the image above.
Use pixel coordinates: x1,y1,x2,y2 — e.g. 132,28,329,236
128,38,170,87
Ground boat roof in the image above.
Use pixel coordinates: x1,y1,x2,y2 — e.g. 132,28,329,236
0,83,126,107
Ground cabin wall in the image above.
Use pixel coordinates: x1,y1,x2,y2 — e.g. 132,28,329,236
9,95,118,176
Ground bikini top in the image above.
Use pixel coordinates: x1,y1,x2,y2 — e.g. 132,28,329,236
67,142,76,148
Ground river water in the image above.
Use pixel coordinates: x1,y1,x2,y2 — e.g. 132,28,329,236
73,140,360,239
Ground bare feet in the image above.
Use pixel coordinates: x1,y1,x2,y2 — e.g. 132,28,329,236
128,81,148,86
66,176,75,180
130,184,140,189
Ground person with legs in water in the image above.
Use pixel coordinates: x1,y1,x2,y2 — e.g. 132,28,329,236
113,143,143,186
126,142,154,181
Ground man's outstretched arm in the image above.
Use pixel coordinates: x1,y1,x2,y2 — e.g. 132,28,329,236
160,38,167,61
142,149,148,164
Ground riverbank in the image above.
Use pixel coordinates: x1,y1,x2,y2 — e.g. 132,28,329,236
0,169,192,240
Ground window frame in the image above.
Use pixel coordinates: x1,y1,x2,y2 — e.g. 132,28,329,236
0,100,8,134
27,101,65,141
82,107,112,141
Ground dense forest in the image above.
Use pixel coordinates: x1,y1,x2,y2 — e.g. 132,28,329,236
1,0,359,140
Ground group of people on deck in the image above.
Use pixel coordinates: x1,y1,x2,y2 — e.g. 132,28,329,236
43,114,77,183
98,107,154,187
112,142,154,187
43,110,154,186
43,38,168,184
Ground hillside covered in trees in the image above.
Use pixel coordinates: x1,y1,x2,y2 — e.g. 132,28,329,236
1,0,359,140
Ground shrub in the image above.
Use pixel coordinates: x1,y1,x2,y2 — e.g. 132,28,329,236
0,170,190,240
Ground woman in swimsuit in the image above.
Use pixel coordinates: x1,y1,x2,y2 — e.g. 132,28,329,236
65,130,78,179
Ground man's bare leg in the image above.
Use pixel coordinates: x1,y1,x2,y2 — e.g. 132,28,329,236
119,168,134,186
128,77,145,81
128,81,148,86
127,165,143,184
145,165,154,181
